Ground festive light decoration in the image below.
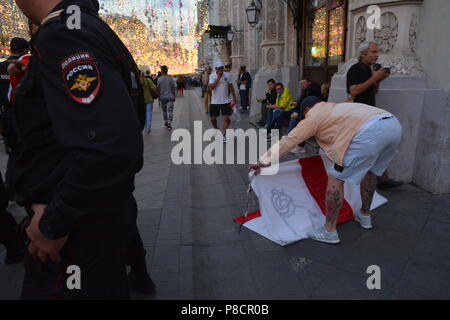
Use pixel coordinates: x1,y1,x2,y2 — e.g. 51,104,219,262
99,0,201,74
0,0,204,74
195,0,210,43
328,6,344,61
0,0,29,56
309,4,344,65
310,8,327,59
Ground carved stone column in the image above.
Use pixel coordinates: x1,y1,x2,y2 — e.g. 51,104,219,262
261,0,285,68
249,1,299,122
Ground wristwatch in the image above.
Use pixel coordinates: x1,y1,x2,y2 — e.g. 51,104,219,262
38,214,59,240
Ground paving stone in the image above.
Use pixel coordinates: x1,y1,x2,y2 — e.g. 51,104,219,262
311,269,393,300
391,262,450,300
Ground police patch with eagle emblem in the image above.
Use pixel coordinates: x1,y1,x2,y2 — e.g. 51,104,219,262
60,52,101,105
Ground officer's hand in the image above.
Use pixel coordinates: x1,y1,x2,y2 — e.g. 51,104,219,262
26,204,69,264
7,60,26,76
291,112,299,120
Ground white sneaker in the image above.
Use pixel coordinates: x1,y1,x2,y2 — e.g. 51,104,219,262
307,226,341,244
354,211,373,230
290,147,306,154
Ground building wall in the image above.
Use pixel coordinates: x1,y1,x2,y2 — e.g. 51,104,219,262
198,0,228,68
248,0,300,122
414,0,450,194
416,0,450,90
330,0,450,194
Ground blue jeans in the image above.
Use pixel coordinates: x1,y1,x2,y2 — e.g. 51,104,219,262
287,118,299,133
266,109,275,128
272,109,295,130
287,118,305,148
145,102,154,130
239,90,249,110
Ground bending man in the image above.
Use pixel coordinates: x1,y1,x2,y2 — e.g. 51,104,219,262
250,97,403,244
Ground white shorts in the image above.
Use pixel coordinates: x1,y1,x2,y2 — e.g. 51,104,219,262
329,116,403,185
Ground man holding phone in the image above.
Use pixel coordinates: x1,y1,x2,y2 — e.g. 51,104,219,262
347,41,390,106
208,61,237,143
347,41,402,190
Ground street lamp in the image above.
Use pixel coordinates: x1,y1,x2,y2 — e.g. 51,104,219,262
227,26,242,42
246,0,262,27
227,28,235,42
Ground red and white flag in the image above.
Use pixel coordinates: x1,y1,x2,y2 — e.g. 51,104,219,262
234,155,388,246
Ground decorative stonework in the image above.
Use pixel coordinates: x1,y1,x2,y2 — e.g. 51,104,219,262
374,12,399,54
377,55,423,75
409,14,418,54
337,56,423,76
233,34,238,51
355,16,367,53
266,0,277,40
278,1,285,41
267,48,276,66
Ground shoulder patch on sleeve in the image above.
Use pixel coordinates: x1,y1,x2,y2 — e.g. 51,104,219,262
59,52,100,105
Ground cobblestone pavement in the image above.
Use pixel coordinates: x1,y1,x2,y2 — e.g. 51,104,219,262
1,89,449,300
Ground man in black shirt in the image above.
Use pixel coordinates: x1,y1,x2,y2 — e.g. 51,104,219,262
347,41,402,190
347,41,389,106
257,79,277,127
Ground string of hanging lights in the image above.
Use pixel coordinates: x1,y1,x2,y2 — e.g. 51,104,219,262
0,0,204,74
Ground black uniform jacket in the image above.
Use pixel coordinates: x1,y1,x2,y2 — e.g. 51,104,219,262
13,0,144,239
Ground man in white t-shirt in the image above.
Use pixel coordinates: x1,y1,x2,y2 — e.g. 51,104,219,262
208,62,237,143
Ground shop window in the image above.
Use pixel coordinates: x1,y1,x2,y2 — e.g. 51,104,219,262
304,0,346,67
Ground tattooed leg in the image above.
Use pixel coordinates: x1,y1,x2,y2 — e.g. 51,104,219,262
360,171,377,216
324,175,345,232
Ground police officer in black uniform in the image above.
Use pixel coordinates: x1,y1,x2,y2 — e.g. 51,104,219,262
13,0,152,299
0,38,30,156
0,38,29,265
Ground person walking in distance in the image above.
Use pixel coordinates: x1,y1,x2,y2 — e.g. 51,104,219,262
141,71,157,134
202,66,212,114
157,65,176,130
236,65,252,113
208,62,237,144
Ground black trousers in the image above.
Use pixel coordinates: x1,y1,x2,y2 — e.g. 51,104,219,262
0,172,19,251
21,197,138,300
260,102,267,124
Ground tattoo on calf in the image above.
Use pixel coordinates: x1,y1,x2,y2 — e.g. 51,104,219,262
361,174,376,213
326,186,343,226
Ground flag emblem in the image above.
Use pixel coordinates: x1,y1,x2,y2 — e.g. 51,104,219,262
60,52,101,105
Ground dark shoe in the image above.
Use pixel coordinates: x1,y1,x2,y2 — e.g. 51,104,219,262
378,179,404,190
257,121,266,127
164,122,169,127
5,247,24,265
167,123,172,130
128,272,156,295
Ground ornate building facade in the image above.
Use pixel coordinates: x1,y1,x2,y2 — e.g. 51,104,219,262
330,0,450,194
201,0,450,193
